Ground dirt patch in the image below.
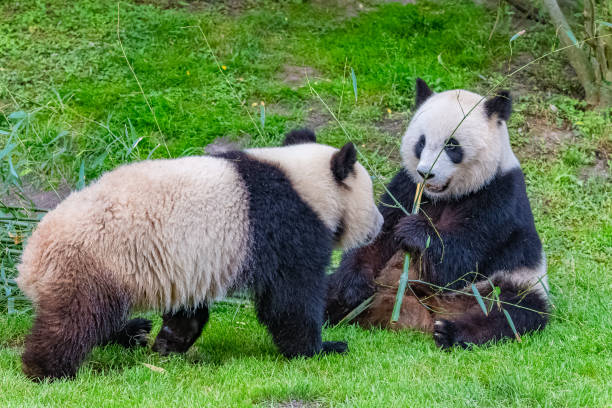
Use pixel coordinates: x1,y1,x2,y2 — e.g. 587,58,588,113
279,65,321,89
1,182,71,211
375,113,407,137
305,106,332,131
513,114,577,161
580,149,610,181
494,49,582,99
133,0,249,14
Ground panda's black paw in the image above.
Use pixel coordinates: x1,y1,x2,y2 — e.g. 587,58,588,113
433,319,467,349
114,318,152,348
321,341,348,355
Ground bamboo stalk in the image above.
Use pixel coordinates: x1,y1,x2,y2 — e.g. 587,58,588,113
390,183,424,324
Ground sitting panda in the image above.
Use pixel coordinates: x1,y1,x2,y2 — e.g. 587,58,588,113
326,79,550,348
17,129,384,381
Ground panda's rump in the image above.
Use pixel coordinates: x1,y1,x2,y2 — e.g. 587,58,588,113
18,156,251,312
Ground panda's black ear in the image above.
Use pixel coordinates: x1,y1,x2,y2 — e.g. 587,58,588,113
282,128,317,146
485,91,512,122
331,142,357,183
415,78,434,108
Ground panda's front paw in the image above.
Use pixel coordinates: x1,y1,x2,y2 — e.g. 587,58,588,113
321,341,348,355
394,215,427,251
433,319,468,349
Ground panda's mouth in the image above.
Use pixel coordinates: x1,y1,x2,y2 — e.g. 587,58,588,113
424,178,451,193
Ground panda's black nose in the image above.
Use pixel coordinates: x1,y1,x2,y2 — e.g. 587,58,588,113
417,170,434,180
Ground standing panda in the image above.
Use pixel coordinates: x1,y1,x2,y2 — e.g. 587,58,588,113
326,79,550,348
17,129,384,381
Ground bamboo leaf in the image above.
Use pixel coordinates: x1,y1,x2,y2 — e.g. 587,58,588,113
503,308,522,342
0,143,16,161
260,104,265,129
350,68,358,102
126,136,144,158
147,143,161,160
76,161,85,190
509,29,526,43
390,254,411,323
7,111,26,120
142,363,166,373
471,284,488,316
8,156,19,179
337,294,375,326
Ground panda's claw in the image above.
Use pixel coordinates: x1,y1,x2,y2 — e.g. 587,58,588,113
433,319,457,349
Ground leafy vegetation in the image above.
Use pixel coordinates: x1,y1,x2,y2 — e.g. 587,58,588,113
1,0,610,407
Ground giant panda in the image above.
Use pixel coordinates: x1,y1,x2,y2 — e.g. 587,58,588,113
326,79,550,348
16,129,384,381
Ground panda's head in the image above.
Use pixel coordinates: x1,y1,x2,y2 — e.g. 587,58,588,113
248,129,383,250
400,78,519,200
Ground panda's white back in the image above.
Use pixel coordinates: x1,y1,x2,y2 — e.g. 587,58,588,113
17,156,250,311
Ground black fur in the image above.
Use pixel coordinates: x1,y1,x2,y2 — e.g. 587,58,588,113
331,142,357,183
415,78,434,108
326,167,548,346
394,169,542,288
434,279,548,348
152,305,210,355
282,128,317,146
216,151,347,358
414,135,426,159
21,255,133,381
326,171,417,324
444,137,463,164
106,318,152,348
484,91,512,122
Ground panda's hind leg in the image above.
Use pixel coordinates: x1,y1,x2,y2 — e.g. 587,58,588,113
432,280,549,349
105,318,153,348
152,304,209,356
22,264,131,381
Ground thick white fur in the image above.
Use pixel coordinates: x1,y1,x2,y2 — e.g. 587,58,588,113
247,144,383,250
18,156,250,311
400,89,519,200
18,144,383,312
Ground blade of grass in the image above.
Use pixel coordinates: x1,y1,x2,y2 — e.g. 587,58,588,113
350,67,357,102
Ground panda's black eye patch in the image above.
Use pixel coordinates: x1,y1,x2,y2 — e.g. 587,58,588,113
444,137,463,163
414,135,426,159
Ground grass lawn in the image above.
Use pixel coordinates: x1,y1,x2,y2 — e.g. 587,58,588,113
1,0,611,406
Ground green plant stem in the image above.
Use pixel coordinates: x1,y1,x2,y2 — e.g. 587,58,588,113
390,183,423,324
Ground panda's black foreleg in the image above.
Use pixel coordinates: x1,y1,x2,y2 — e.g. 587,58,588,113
152,304,210,356
254,277,347,358
433,284,549,349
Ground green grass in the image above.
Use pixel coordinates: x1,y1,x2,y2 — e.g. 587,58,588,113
1,0,611,407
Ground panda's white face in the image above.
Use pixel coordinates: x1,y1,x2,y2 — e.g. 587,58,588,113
336,161,384,250
400,89,518,200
